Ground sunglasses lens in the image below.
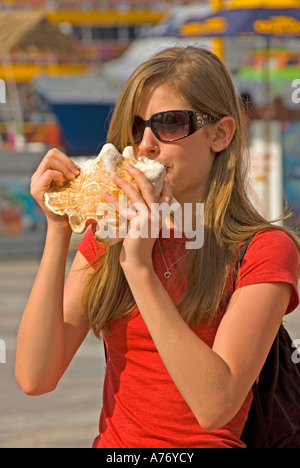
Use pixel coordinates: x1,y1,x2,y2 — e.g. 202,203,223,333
132,115,145,144
153,111,190,142
132,111,192,144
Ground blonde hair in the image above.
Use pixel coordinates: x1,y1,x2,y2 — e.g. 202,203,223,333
82,46,300,337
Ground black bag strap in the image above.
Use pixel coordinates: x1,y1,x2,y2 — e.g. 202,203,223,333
103,339,107,363
233,234,256,291
233,233,269,448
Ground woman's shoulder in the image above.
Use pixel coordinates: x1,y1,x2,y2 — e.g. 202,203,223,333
250,227,298,245
245,228,299,263
236,228,300,313
233,227,299,282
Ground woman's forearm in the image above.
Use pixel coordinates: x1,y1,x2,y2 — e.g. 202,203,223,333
15,225,72,395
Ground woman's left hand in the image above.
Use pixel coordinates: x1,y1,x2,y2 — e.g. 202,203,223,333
103,164,173,269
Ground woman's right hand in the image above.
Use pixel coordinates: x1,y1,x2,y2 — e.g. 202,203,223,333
30,148,80,228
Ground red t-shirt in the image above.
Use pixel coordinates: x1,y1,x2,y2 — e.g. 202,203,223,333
77,227,299,448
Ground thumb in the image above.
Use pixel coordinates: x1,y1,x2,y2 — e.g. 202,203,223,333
159,180,173,206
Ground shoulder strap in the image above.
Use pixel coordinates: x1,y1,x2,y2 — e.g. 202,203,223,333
233,233,269,448
103,339,107,363
233,234,256,291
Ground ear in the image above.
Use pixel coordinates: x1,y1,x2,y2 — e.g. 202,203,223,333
210,116,236,153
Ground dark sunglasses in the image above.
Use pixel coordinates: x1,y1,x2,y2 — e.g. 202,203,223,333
132,110,219,144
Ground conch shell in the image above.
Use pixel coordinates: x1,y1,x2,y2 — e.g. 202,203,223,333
44,143,166,243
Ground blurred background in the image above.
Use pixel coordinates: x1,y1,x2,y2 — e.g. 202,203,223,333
0,0,300,256
0,0,300,448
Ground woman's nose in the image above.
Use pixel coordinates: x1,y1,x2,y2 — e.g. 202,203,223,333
138,127,160,159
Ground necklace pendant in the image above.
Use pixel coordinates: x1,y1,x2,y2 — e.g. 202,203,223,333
164,271,172,279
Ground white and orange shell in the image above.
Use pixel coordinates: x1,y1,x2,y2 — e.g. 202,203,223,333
44,144,166,243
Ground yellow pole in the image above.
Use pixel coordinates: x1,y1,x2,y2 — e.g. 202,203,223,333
210,0,225,61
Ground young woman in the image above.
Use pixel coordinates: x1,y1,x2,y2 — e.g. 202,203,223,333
16,46,300,448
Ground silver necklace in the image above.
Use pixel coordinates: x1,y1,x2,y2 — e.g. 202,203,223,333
157,238,188,279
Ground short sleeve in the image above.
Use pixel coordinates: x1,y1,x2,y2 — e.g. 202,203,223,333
235,229,299,314
76,224,107,269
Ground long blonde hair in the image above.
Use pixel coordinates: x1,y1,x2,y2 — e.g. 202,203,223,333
82,46,300,337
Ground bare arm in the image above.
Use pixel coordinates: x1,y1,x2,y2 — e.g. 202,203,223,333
15,244,93,395
15,149,94,395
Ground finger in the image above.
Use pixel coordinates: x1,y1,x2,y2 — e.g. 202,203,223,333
45,158,79,182
112,172,144,206
45,148,80,175
125,164,157,205
159,180,173,205
33,148,80,182
31,164,79,194
103,191,137,220
32,169,65,195
31,170,66,209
